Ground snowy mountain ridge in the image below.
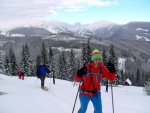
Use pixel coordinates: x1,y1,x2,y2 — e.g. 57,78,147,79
1,20,150,41
77,20,121,38
82,20,116,31
34,21,72,34
3,20,73,37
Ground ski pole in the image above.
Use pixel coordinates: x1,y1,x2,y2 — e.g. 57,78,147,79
110,80,115,113
105,80,108,92
49,74,51,89
34,78,39,85
72,82,81,113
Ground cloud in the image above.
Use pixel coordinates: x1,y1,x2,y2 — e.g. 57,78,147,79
0,0,118,28
0,0,61,20
63,0,118,12
65,5,88,12
0,0,117,19
63,0,117,7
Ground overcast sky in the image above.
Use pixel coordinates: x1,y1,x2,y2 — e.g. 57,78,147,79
0,0,150,29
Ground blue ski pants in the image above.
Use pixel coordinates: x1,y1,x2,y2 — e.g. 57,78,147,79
78,92,102,113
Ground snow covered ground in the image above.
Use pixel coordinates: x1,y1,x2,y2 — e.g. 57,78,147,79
0,74,150,113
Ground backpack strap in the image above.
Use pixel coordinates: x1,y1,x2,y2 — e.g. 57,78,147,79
83,65,91,81
88,65,95,90
100,66,102,84
83,65,103,84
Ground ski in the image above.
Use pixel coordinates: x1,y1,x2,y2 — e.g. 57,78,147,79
41,87,48,91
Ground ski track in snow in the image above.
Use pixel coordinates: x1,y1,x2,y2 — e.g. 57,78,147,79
0,74,150,113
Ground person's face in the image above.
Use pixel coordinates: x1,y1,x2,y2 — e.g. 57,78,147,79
40,61,44,65
93,58,101,66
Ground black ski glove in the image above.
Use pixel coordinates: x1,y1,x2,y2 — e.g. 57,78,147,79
77,66,87,77
107,61,116,73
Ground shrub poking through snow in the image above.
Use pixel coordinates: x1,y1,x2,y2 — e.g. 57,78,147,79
144,81,150,95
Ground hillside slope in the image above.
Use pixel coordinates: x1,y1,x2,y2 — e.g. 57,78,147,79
0,74,149,113
110,22,150,41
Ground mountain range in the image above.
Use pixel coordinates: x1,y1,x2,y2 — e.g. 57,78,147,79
0,20,150,41
0,20,150,74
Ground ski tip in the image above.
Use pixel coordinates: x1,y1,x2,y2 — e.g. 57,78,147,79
41,87,48,91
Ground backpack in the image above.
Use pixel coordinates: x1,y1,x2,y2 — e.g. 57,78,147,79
17,71,21,76
82,65,102,94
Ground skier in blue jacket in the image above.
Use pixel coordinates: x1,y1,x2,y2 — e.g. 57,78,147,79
37,59,50,90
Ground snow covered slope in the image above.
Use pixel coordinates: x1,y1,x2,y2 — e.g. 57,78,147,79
35,21,73,34
6,21,73,37
110,22,150,41
0,74,150,113
76,20,121,38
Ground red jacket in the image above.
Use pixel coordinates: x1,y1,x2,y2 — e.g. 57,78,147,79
74,62,116,96
17,71,24,76
17,71,21,76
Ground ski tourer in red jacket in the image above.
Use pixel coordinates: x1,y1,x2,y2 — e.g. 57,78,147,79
74,49,116,113
17,71,25,80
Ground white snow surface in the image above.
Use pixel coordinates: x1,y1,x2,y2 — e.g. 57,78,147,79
42,35,76,42
144,33,150,35
136,28,149,32
9,34,25,37
124,78,132,86
0,31,6,35
135,35,150,41
0,74,150,113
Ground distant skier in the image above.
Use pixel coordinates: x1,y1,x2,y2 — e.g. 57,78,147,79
17,70,25,80
37,59,50,90
74,49,116,113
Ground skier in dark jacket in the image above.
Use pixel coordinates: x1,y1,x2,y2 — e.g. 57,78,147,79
37,59,50,90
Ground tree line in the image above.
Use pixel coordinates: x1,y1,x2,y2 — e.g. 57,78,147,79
0,39,149,87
